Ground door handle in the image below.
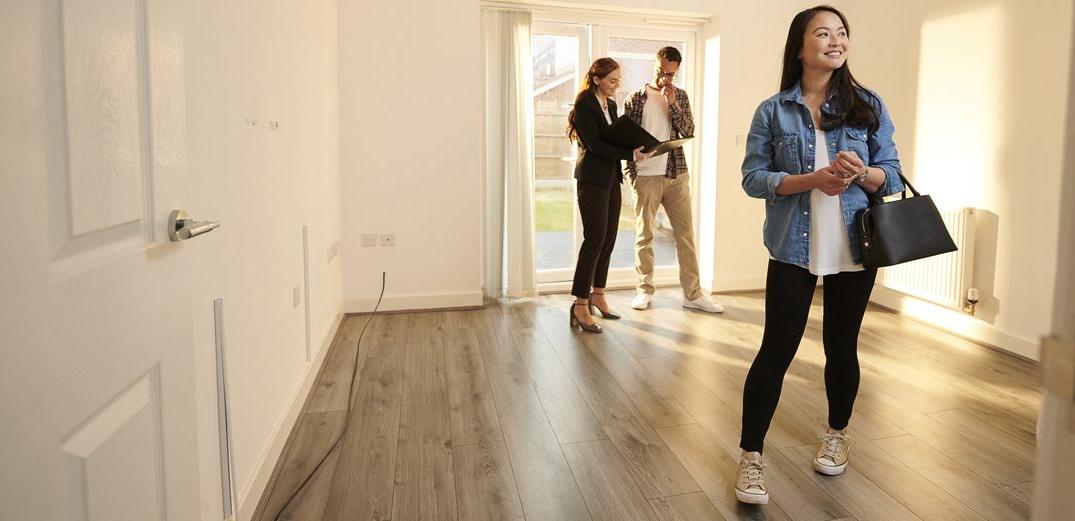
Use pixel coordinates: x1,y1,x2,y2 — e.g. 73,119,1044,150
169,209,221,241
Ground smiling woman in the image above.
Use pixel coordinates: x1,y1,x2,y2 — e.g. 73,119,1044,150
736,4,906,505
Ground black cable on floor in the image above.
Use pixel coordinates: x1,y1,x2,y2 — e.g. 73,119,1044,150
269,271,386,521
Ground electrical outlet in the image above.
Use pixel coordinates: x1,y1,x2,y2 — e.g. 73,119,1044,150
361,233,377,247
293,286,301,308
327,240,341,262
380,233,396,247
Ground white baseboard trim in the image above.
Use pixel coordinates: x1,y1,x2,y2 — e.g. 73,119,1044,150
236,311,344,521
870,285,1040,361
344,291,484,313
713,274,767,293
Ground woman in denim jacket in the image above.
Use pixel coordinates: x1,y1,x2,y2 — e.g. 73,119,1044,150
734,5,906,505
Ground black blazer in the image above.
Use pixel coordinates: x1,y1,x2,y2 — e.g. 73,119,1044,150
572,93,633,189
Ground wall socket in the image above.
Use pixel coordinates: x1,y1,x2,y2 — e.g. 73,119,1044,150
380,233,396,247
293,285,301,309
360,233,377,247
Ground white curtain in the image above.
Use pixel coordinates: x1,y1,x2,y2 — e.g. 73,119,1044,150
482,8,537,298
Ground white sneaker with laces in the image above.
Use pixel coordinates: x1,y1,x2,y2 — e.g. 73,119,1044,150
735,451,769,504
814,429,850,476
631,292,652,310
683,294,724,313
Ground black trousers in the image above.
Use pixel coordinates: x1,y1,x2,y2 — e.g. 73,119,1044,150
740,260,877,453
572,181,621,299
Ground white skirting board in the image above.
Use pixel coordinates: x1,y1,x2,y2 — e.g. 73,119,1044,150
713,274,768,294
236,311,344,521
345,291,484,313
870,285,1040,361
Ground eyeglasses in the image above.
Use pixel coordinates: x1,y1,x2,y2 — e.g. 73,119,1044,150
655,68,678,78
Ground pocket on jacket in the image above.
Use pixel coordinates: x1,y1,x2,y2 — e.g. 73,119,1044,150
842,127,870,164
773,133,801,173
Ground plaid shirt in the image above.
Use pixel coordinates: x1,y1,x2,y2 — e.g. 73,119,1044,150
623,85,694,179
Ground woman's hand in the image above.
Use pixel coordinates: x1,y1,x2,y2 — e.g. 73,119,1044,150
810,166,854,196
633,146,655,162
833,151,867,179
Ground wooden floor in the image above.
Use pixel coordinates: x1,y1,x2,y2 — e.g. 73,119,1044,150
253,289,1041,521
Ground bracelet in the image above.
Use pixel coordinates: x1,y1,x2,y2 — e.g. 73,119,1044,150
854,167,869,183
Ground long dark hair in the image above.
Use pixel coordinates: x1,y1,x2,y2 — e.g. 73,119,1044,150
780,5,880,134
566,57,620,143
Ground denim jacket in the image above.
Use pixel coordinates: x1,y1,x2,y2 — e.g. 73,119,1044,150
741,82,905,268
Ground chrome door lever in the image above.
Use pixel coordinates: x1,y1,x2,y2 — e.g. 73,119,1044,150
169,209,221,241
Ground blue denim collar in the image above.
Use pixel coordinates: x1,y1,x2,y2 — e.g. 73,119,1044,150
778,81,838,105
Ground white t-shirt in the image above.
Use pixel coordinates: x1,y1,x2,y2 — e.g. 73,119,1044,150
809,129,864,276
635,87,671,177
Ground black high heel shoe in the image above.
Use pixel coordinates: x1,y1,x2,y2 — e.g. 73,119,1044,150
589,303,621,320
569,302,603,333
589,293,621,320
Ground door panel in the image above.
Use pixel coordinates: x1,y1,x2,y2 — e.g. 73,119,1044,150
1,1,202,519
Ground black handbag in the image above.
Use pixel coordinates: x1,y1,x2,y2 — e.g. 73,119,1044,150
854,173,958,269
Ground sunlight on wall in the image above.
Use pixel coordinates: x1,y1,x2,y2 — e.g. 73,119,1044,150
912,5,1005,209
698,33,720,290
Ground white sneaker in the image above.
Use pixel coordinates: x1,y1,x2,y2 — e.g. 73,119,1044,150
735,452,769,504
683,295,724,313
813,429,850,476
631,293,652,310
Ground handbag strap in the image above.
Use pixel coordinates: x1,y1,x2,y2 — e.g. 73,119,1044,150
898,171,921,197
866,170,918,206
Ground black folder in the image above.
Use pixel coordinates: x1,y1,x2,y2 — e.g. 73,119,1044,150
600,116,694,157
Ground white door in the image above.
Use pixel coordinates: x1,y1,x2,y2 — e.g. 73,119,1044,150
1,1,203,520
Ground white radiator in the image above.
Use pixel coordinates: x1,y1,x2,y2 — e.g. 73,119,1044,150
878,207,975,310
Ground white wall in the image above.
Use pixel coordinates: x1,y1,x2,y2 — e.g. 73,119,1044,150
183,0,343,518
339,1,485,312
842,0,1073,359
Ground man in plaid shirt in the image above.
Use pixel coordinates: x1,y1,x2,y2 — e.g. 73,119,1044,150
624,47,722,313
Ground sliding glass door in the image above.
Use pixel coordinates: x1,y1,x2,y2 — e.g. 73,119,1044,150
597,27,694,283
532,21,697,289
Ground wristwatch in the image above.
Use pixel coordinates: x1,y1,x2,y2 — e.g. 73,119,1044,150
853,167,869,183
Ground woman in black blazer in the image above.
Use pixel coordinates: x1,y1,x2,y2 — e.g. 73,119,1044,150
565,58,652,333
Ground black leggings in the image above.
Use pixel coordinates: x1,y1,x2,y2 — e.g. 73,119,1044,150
571,181,621,299
740,260,877,453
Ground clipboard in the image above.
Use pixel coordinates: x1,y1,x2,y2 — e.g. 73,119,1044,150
644,137,693,156
600,116,694,157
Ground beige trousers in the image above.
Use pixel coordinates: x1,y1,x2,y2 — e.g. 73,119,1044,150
630,174,702,299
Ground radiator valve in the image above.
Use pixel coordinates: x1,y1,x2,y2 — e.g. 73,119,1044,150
965,288,979,315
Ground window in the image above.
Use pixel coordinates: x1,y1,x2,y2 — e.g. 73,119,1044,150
533,26,585,277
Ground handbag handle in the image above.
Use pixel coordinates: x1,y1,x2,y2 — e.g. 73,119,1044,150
897,171,920,198
865,169,918,206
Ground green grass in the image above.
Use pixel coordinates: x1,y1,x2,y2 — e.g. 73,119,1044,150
536,185,572,232
534,183,637,233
